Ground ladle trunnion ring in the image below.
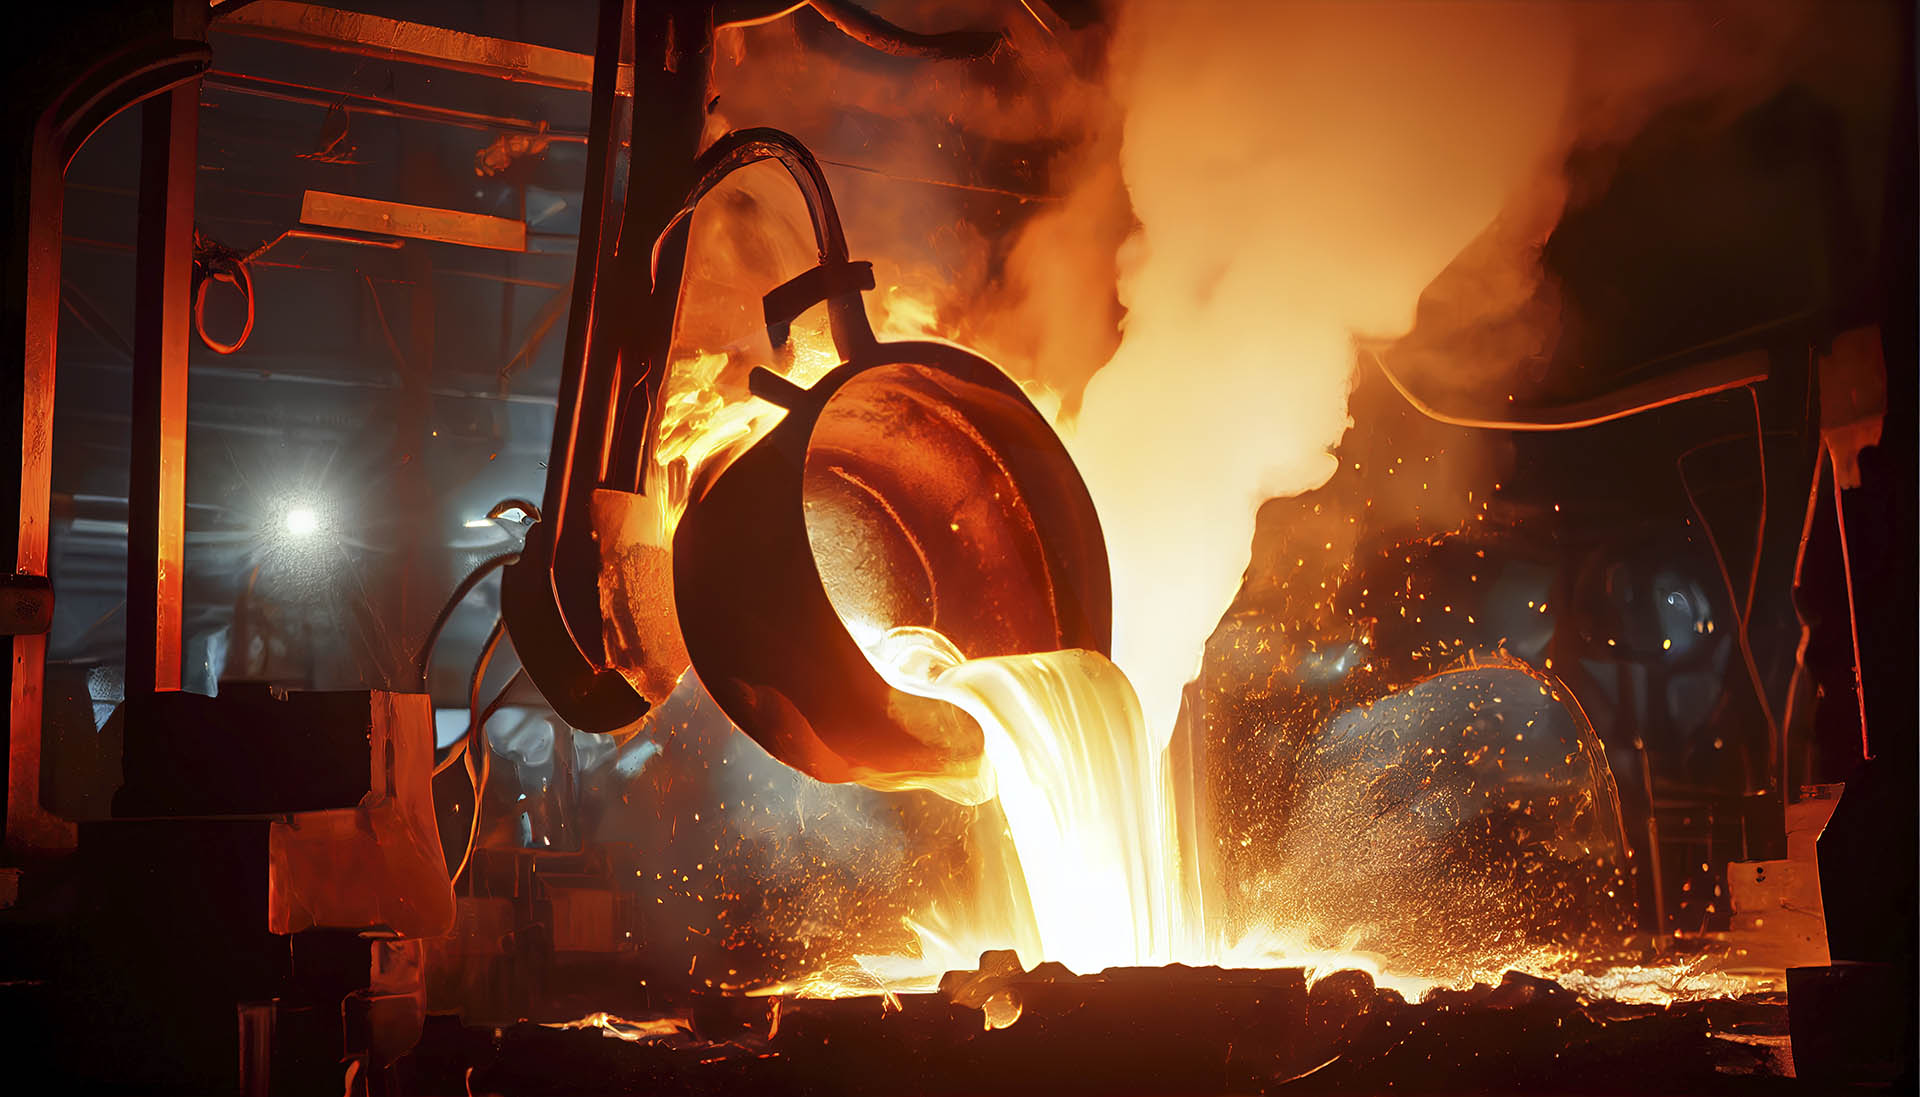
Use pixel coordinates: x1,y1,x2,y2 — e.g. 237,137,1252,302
674,339,1112,789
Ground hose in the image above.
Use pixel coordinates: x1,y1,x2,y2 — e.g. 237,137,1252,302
714,0,1005,60
434,617,507,776
449,666,523,886
414,498,542,693
1675,386,1781,785
412,550,520,692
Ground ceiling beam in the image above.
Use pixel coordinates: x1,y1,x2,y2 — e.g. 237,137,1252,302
213,1,633,96
300,190,527,253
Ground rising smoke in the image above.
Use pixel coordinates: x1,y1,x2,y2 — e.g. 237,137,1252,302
681,0,1892,758
597,0,1897,985
1064,1,1574,741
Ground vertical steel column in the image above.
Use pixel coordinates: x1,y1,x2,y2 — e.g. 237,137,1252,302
5,86,76,856
126,79,199,698
393,185,436,687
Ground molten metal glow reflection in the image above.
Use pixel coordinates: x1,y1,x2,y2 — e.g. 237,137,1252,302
542,1012,693,1043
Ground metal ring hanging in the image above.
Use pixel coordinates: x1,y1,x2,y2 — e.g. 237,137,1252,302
191,235,255,355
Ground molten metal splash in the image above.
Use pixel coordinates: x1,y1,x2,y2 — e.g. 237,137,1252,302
744,624,1770,1013
651,336,841,534
543,1012,694,1043
866,626,1196,974
845,626,1493,992
1543,961,1782,1007
618,299,1770,1010
648,288,970,537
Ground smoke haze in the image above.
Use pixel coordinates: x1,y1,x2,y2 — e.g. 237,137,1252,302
1066,1,1574,740
678,0,1895,763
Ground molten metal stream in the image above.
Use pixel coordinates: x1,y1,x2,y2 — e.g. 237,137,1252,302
865,627,1197,974
798,625,1775,1011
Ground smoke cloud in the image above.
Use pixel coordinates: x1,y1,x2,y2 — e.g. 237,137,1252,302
1384,0,1895,409
1065,1,1574,740
677,0,1895,765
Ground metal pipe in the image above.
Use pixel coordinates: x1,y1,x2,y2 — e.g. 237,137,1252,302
715,0,1005,59
1368,346,1772,432
202,71,587,142
803,0,1004,60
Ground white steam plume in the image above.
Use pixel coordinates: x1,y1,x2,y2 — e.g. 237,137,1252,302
1064,1,1575,742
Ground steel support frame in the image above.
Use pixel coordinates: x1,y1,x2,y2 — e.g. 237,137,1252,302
499,0,1005,732
126,76,200,700
499,0,711,734
5,2,208,856
6,92,74,856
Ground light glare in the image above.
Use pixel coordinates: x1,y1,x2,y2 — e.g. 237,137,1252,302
283,506,320,537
